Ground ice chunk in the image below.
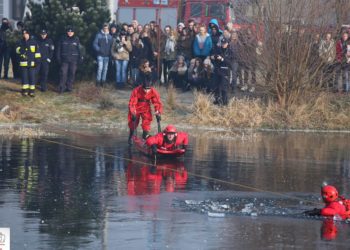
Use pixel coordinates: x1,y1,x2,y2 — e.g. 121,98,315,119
208,212,225,217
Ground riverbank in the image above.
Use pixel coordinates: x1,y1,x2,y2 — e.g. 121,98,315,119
0,79,350,137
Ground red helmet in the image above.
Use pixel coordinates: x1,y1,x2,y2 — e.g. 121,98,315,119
321,185,338,203
164,125,177,134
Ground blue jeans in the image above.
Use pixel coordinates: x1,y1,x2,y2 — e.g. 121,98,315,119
115,60,128,86
96,56,109,82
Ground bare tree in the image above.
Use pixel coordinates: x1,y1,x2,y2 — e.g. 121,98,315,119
248,0,350,109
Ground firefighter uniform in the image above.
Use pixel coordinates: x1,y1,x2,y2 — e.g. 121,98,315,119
37,29,54,92
16,30,41,97
56,26,81,93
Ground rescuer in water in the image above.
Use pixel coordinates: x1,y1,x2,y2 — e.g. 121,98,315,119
304,184,350,220
145,125,188,155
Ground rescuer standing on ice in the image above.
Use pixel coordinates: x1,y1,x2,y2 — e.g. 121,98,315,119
128,80,162,144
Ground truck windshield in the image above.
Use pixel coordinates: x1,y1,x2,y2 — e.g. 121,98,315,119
190,3,202,17
207,3,225,19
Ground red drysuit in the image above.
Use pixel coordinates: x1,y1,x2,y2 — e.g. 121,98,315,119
321,200,350,220
128,86,163,132
145,131,188,150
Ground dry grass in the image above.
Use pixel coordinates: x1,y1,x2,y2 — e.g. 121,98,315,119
0,80,349,131
190,90,350,130
165,83,178,110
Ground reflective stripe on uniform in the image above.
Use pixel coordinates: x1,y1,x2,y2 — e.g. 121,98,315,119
20,61,28,66
16,47,21,54
35,53,41,58
30,61,35,67
22,84,29,89
29,85,35,90
30,46,35,52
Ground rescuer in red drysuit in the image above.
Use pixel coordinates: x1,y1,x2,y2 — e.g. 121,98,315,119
128,81,163,144
304,184,350,220
145,125,188,155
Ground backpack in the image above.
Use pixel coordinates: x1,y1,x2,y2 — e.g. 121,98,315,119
339,196,350,218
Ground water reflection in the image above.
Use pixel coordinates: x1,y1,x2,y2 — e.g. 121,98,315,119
0,132,350,249
126,158,188,195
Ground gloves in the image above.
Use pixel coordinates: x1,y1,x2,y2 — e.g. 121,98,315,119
131,114,136,122
151,144,158,156
303,208,321,216
156,113,161,122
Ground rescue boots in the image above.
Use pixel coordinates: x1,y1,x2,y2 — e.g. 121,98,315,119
28,89,35,97
142,130,150,140
128,130,134,145
21,88,28,97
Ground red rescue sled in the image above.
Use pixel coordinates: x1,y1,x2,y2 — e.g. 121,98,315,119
132,136,186,157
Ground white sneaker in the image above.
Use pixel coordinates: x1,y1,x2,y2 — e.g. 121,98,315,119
241,85,248,91
249,86,255,93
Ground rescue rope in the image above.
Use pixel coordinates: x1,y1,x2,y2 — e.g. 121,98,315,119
36,135,322,206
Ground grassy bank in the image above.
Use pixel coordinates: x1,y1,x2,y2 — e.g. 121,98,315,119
0,80,349,134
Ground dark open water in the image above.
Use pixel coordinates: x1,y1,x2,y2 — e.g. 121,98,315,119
0,131,350,249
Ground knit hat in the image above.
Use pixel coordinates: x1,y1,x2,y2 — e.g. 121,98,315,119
178,22,185,28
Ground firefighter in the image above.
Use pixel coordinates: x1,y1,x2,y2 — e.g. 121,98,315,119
210,38,234,105
128,80,162,144
16,29,41,97
304,184,350,220
56,26,81,93
145,125,188,155
37,29,54,92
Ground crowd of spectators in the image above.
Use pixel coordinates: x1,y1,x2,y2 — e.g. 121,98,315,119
1,16,348,102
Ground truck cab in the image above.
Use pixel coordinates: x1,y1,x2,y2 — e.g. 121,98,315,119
182,0,234,27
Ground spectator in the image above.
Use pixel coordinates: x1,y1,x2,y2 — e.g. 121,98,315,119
129,33,146,86
193,24,212,61
0,18,11,79
56,26,81,93
10,21,24,79
201,58,216,92
127,24,135,37
208,19,222,50
336,32,350,93
111,31,132,88
163,25,176,84
106,23,118,83
136,24,143,34
93,23,113,87
187,57,203,90
169,55,188,91
138,59,153,86
319,32,336,89
37,29,54,92
176,22,192,63
240,29,257,92
229,31,240,93
109,23,118,39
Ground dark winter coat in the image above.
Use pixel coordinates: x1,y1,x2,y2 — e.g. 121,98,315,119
38,36,54,61
93,30,113,57
56,35,81,63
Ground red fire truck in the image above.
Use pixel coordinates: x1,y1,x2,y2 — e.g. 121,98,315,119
117,0,262,77
116,0,258,29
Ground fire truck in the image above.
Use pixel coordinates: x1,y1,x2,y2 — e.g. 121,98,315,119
116,0,258,29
